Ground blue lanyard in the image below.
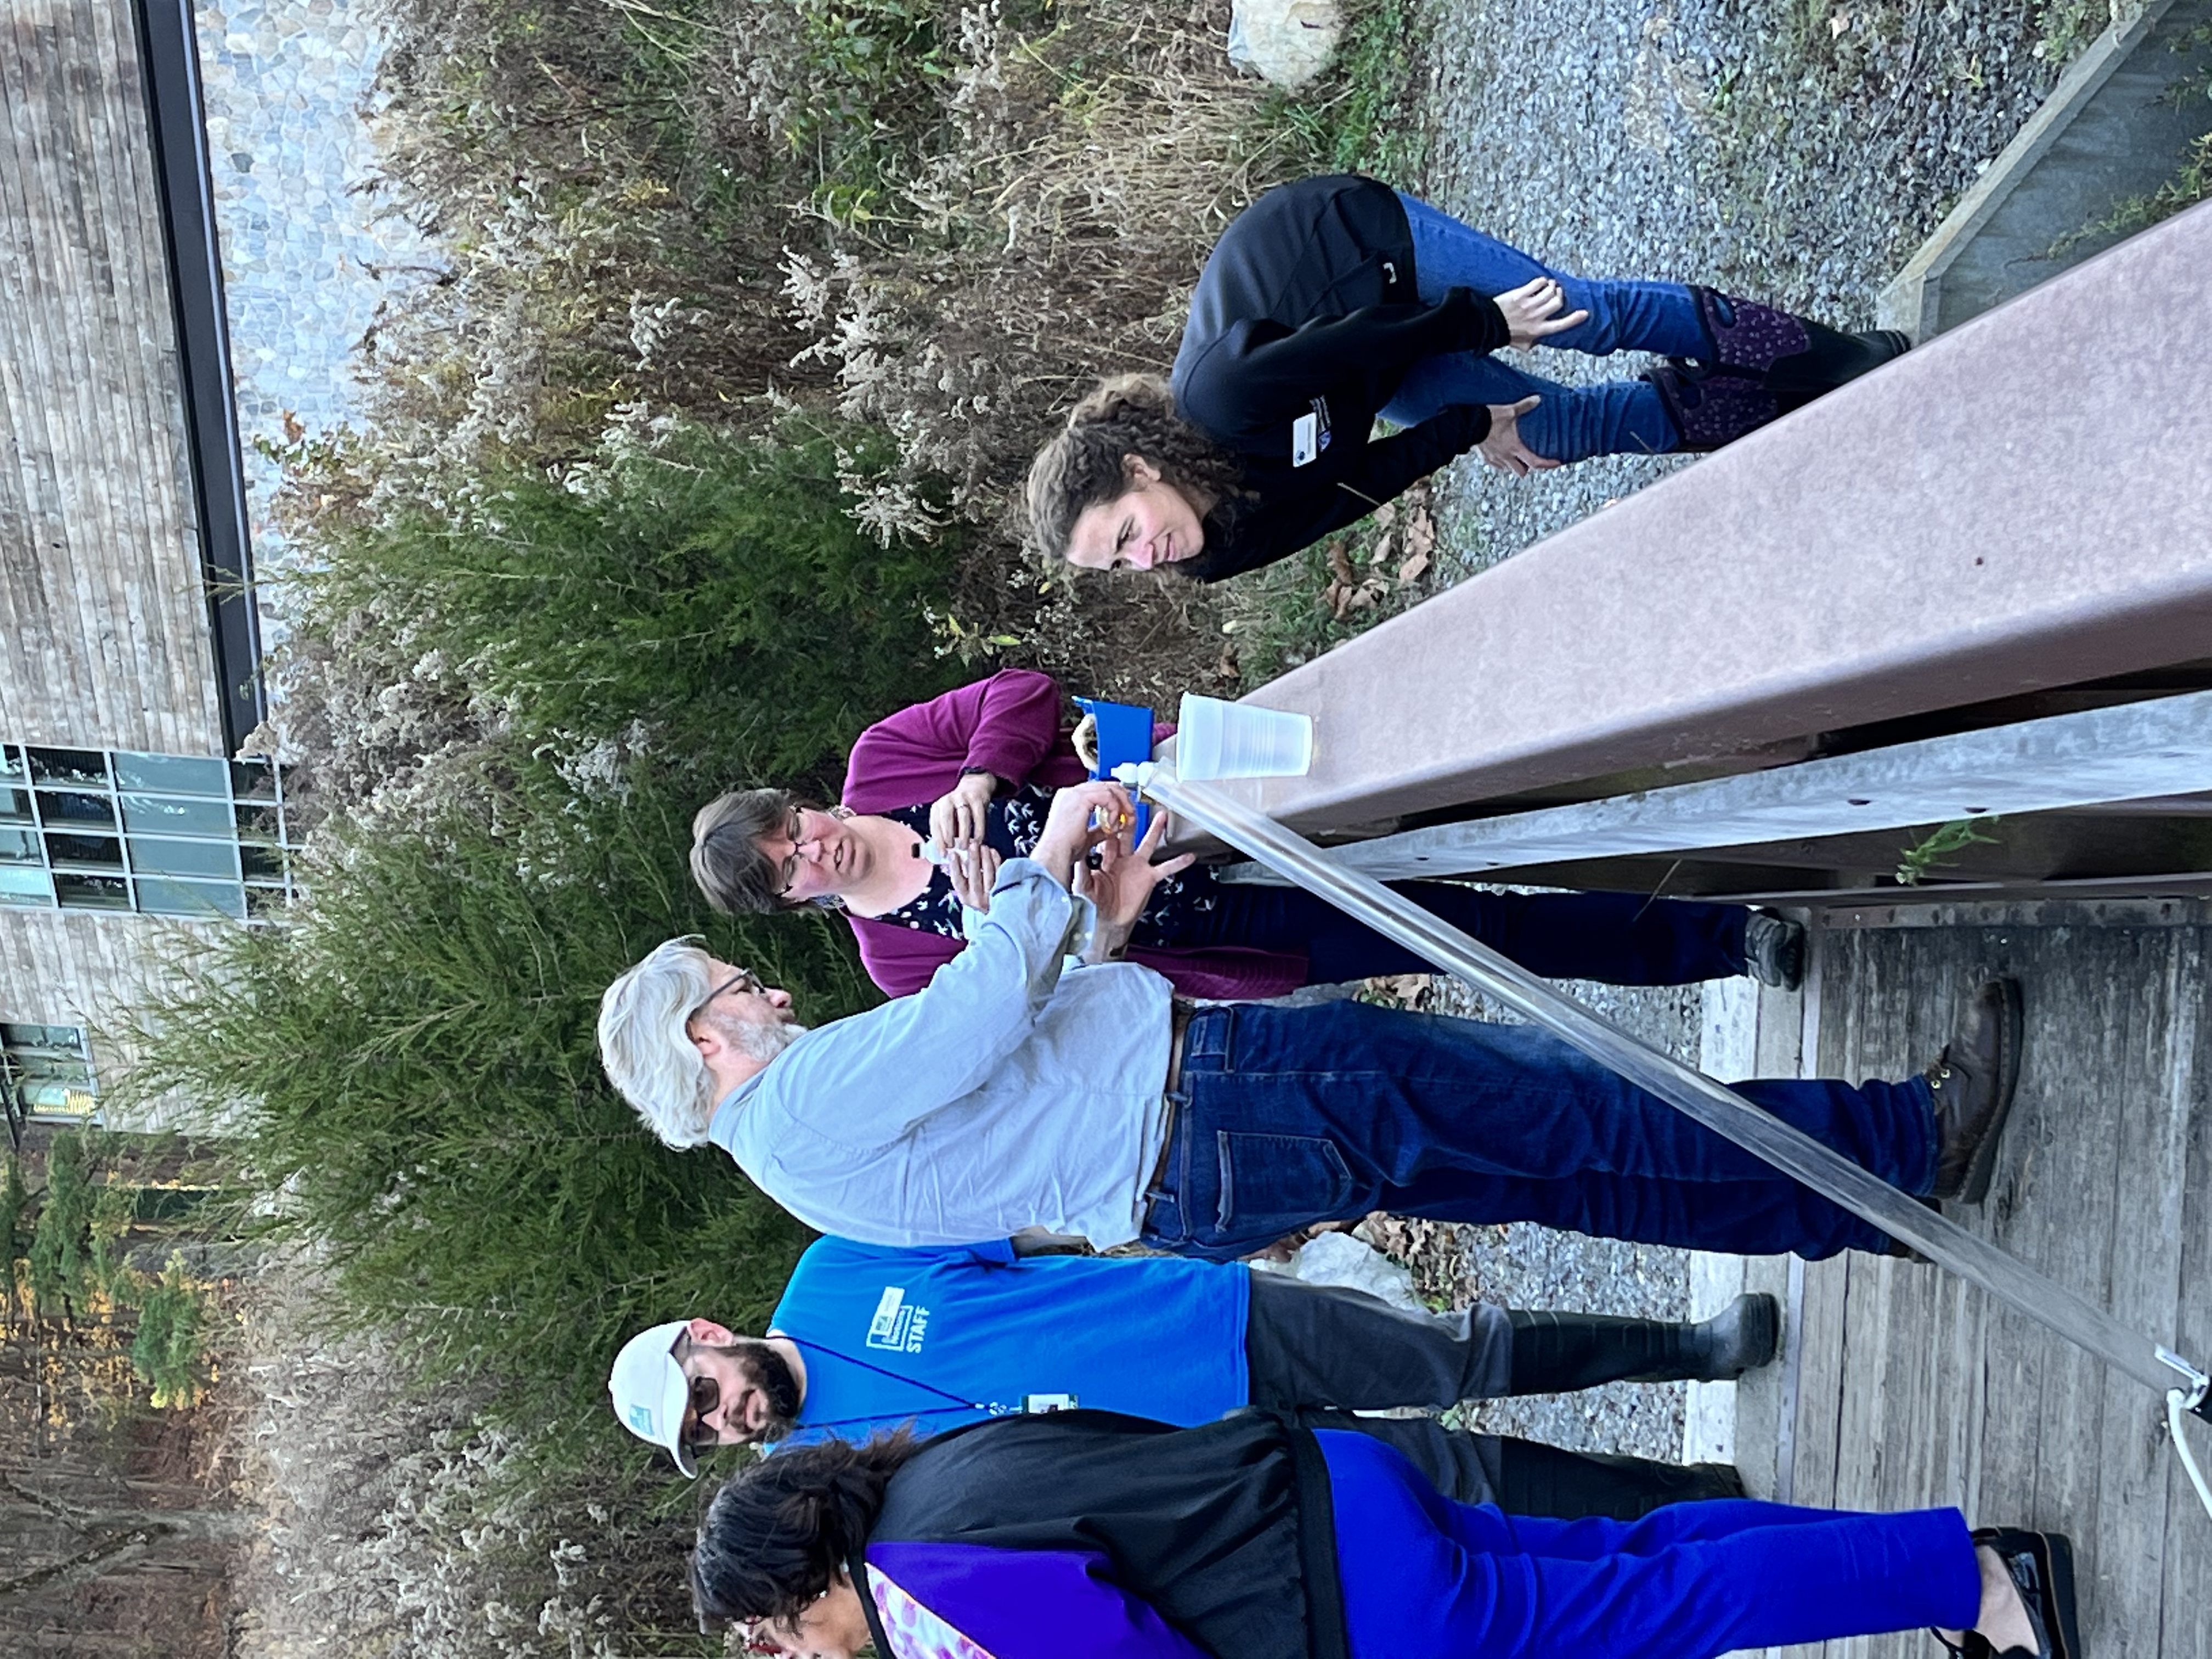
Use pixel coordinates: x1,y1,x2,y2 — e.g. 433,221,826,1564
782,1334,1025,1436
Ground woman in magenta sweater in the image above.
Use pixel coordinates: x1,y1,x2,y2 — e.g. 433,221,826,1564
689,669,1801,1000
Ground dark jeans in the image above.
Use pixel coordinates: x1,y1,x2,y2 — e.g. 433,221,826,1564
1181,879,1750,986
1142,1001,1933,1263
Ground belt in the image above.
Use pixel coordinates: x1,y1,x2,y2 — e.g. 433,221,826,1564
1148,1002,1197,1192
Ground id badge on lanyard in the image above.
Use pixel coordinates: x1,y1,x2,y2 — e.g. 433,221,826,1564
1021,1392,1079,1414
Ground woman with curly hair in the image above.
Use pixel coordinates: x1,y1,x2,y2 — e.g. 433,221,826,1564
1026,173,1907,582
689,1413,2079,1659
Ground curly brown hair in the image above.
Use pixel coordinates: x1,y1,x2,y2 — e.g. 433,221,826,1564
1023,374,1248,562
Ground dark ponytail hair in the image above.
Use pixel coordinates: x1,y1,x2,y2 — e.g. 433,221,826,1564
691,1432,921,1630
1024,374,1247,562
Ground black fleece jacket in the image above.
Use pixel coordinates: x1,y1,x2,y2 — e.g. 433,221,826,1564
867,1410,1347,1659
1167,176,1510,582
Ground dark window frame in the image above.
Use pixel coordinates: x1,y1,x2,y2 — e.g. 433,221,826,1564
131,0,266,753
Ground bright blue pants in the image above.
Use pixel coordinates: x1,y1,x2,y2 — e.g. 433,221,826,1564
1320,1430,1980,1659
1381,192,1697,461
1140,1000,1935,1261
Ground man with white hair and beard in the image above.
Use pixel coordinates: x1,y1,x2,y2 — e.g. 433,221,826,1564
597,780,2021,1265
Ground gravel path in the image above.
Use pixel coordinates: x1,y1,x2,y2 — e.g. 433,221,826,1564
1391,976,1712,1464
1383,0,2067,1462
1415,0,2072,572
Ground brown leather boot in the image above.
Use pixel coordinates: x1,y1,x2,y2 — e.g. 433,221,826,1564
1928,978,2025,1204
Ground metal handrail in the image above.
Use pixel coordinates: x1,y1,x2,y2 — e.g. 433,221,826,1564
1135,761,2212,1425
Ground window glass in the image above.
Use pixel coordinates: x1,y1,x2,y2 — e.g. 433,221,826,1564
235,802,284,843
244,884,294,921
10,1051,91,1086
134,877,246,921
112,752,229,797
1,1024,87,1052
230,759,279,802
0,743,297,926
54,872,129,910
0,867,51,906
17,1077,98,1114
38,791,116,828
239,843,287,882
45,832,124,870
121,794,234,837
131,837,239,879
26,748,109,788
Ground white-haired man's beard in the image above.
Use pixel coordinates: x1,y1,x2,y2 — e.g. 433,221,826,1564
701,1005,806,1064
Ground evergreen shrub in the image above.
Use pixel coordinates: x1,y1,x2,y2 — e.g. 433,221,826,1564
284,418,960,798
136,420,957,1458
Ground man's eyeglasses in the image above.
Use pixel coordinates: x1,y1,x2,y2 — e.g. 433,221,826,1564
696,967,764,1014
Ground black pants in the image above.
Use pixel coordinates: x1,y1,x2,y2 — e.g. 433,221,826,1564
1158,879,1750,986
1241,1272,1736,1519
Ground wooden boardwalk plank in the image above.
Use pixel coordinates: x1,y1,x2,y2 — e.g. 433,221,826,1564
1768,911,2212,1659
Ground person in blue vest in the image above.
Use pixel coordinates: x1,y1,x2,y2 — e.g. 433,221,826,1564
607,1234,1780,1520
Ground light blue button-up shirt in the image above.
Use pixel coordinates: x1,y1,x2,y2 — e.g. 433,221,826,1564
708,858,1174,1249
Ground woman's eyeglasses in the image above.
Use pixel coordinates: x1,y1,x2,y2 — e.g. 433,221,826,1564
772,807,809,899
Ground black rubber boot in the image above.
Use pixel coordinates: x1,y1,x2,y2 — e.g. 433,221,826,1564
1490,1437,1747,1521
1505,1293,1780,1393
1645,288,1911,450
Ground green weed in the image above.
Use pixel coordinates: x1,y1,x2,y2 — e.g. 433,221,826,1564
1259,0,1429,185
1894,817,2002,886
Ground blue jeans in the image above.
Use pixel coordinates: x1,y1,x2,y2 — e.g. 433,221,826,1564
1172,879,1750,986
1139,1001,1935,1261
1383,193,1700,461
1320,1430,1980,1659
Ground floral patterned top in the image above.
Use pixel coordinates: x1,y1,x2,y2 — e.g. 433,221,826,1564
868,1564,1001,1659
878,793,1217,946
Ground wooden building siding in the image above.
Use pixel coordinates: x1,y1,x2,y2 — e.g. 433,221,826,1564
0,0,227,760
0,906,203,1132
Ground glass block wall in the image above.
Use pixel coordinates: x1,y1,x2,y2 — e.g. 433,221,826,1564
0,744,299,921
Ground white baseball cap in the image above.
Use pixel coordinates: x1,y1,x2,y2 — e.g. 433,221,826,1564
608,1319,697,1477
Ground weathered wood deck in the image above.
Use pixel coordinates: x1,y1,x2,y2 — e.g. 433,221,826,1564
1724,898,2212,1658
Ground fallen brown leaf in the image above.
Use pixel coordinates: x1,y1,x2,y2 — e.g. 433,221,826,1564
1396,550,1431,586
1403,506,1436,560
1369,532,1395,567
1327,539,1356,586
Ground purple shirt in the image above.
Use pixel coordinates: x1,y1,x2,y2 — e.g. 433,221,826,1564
841,670,1305,1001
